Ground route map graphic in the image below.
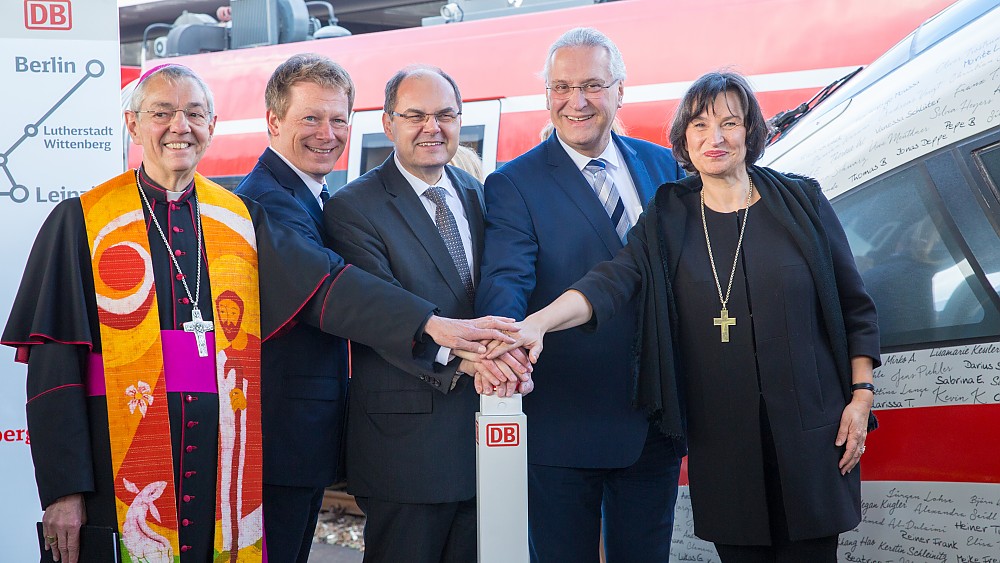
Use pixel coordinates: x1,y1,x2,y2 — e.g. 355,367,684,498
0,58,105,203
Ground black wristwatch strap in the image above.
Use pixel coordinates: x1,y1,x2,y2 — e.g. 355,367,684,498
851,382,876,393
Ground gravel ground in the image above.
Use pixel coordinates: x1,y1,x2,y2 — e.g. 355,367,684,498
314,507,366,551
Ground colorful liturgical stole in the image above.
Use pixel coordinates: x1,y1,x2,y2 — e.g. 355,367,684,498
81,171,263,562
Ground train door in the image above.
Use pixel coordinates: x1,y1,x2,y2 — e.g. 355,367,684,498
345,99,501,187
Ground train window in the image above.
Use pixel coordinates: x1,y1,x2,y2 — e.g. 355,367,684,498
974,142,1000,200
358,131,394,177
833,166,1000,348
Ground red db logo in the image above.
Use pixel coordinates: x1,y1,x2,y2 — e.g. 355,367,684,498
25,0,73,30
486,423,519,447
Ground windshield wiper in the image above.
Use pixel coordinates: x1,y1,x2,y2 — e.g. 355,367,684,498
766,66,863,144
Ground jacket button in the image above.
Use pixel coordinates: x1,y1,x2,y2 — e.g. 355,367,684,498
172,226,183,233
175,273,185,281
186,445,197,453
181,545,192,552
187,420,199,428
184,471,197,478
181,519,191,527
183,494,194,502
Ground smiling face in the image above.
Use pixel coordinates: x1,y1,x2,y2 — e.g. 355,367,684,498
546,45,623,158
685,90,748,181
125,75,216,191
267,81,350,183
383,71,461,184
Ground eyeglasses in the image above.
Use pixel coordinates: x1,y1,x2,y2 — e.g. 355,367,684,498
134,108,212,126
389,110,462,125
546,80,619,99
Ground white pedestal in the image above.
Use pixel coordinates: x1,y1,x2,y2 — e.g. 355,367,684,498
476,393,529,563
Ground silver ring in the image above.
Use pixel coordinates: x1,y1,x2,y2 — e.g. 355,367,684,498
860,445,867,454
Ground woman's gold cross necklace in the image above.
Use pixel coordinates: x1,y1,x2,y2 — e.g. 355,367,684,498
700,178,754,343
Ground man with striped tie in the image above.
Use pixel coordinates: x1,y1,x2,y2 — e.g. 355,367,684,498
475,27,686,563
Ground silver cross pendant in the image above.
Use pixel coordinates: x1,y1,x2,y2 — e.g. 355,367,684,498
182,306,214,357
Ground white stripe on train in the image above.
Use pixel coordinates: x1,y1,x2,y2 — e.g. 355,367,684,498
211,65,863,137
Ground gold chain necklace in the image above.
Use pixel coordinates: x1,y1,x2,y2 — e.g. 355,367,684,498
700,178,754,343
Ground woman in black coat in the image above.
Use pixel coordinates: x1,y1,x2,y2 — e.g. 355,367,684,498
491,72,880,561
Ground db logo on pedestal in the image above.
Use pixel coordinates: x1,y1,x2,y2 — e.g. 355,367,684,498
25,0,73,30
486,423,519,447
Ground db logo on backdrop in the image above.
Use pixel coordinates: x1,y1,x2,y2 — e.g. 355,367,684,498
486,423,519,447
25,0,72,31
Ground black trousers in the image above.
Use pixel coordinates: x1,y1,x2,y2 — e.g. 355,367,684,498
713,403,838,562
355,496,477,563
263,483,325,563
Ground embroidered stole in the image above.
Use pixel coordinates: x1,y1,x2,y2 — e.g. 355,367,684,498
81,170,263,562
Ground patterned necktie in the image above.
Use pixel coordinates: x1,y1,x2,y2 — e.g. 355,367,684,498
423,186,475,301
584,159,631,244
319,183,331,205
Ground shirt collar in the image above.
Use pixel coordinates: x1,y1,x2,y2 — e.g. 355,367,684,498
137,165,195,203
393,153,456,198
269,147,327,199
555,133,624,174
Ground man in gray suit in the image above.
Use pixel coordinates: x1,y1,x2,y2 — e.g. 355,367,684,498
324,65,531,563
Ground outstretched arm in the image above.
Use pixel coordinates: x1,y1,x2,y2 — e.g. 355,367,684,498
488,289,594,363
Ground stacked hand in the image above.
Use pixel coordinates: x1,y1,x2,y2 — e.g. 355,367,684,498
423,314,534,397
457,342,534,397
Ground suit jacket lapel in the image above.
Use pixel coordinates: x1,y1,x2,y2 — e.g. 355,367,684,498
381,156,472,303
544,134,622,257
261,147,325,229
614,133,657,207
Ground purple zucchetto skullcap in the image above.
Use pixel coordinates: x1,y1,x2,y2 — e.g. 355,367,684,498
138,63,190,83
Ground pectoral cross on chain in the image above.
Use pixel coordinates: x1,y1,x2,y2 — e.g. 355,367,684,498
713,308,736,343
183,307,214,357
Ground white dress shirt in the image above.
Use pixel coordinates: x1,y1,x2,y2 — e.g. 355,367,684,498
271,147,327,206
393,154,474,367
556,134,643,225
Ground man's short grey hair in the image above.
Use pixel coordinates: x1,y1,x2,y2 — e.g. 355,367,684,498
130,64,215,115
542,27,626,83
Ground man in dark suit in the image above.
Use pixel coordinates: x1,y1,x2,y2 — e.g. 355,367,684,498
235,55,521,563
475,28,686,563
234,53,351,563
324,65,530,563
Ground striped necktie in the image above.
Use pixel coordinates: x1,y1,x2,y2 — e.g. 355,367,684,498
423,186,475,302
584,159,631,243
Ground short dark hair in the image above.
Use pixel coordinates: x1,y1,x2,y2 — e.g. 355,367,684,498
668,71,768,174
265,53,355,118
383,65,462,114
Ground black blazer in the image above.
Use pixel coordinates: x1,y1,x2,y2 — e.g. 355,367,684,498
324,156,484,504
235,148,349,488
